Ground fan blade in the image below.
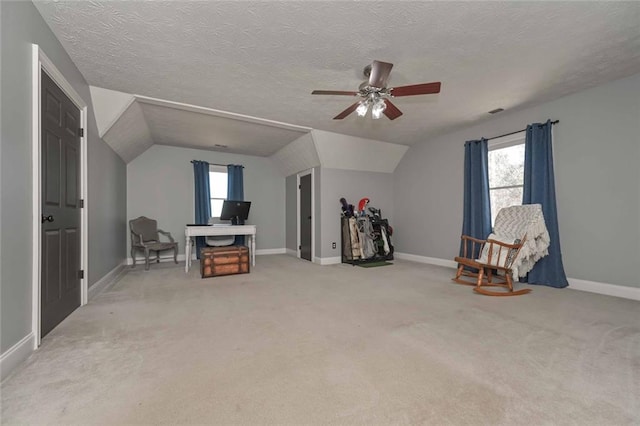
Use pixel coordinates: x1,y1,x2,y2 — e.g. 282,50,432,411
368,60,394,88
383,99,403,120
390,82,441,97
312,90,358,96
333,102,360,120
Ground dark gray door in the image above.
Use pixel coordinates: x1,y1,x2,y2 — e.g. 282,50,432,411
299,174,312,261
41,71,81,338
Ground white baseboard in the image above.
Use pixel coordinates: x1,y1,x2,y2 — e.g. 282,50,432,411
88,261,127,300
394,252,458,269
395,252,639,301
314,256,342,265
286,248,297,257
256,248,286,255
1,333,35,382
568,278,640,301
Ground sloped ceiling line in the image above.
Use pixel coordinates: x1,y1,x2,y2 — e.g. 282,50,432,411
92,87,410,174
134,95,312,133
312,130,409,174
91,86,312,163
269,132,320,177
89,86,135,138
101,101,154,164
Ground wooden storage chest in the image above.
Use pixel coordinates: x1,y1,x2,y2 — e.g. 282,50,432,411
200,246,250,278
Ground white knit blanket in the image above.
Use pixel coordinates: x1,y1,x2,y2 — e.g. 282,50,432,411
492,204,549,278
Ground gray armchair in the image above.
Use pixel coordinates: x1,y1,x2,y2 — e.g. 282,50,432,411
129,216,178,270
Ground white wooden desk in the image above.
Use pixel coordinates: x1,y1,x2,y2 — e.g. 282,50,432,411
185,225,256,273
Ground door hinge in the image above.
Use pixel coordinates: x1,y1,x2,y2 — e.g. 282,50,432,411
78,270,85,279
299,245,302,250
78,128,84,137
298,185,301,189
79,199,84,208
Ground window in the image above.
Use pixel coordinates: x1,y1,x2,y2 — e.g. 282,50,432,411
209,166,228,218
488,139,525,224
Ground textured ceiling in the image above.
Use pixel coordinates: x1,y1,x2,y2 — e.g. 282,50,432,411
90,87,309,161
141,101,308,157
101,97,310,161
102,101,153,163
35,1,640,149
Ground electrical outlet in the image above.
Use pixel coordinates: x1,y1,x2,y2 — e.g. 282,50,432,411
332,242,337,249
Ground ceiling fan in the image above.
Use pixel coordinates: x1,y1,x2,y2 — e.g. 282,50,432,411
311,60,441,120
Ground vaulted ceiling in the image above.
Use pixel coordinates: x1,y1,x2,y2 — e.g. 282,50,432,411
91,88,311,162
34,1,640,159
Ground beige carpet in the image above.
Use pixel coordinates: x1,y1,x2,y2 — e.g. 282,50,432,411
2,255,639,424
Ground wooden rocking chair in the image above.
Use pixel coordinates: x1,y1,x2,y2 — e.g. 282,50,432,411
453,234,531,296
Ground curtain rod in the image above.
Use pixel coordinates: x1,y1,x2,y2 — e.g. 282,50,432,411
190,160,244,168
486,120,559,141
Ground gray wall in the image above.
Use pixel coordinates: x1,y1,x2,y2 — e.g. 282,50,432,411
0,1,127,353
127,145,285,256
285,174,297,251
319,168,394,259
88,128,127,283
394,73,640,288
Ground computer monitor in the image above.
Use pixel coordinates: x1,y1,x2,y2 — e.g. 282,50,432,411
219,200,251,225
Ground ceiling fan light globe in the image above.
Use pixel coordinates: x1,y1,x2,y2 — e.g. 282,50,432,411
371,99,386,119
356,101,369,117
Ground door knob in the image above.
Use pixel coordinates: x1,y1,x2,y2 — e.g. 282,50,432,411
41,214,54,223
